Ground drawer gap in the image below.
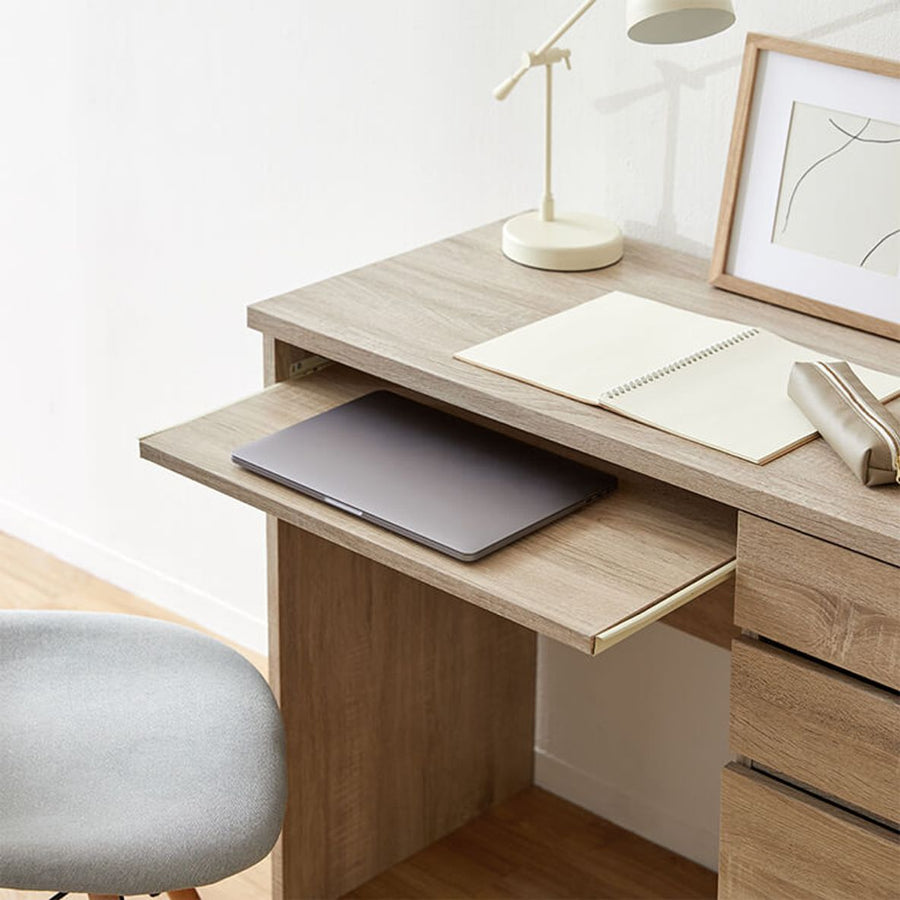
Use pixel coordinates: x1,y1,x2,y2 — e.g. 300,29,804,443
758,635,900,695
750,762,900,834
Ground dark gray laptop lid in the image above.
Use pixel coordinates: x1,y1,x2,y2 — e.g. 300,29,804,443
232,391,615,560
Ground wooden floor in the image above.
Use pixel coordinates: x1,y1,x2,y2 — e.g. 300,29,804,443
346,788,716,900
0,532,716,900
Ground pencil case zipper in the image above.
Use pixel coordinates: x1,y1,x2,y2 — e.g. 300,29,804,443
815,361,900,484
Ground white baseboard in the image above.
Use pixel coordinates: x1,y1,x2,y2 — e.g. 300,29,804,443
0,498,268,655
534,748,719,872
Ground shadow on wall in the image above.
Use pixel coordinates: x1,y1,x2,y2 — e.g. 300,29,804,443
592,2,898,256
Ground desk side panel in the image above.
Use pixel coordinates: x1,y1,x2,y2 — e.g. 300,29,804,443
273,524,536,899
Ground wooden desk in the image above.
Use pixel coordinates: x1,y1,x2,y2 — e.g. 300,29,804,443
141,222,899,899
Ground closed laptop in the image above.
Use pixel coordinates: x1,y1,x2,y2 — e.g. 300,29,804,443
232,391,615,561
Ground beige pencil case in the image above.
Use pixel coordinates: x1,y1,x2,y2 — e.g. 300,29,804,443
788,361,900,486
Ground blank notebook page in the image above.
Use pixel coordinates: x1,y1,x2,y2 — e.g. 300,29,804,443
608,329,900,463
456,293,744,403
455,291,900,464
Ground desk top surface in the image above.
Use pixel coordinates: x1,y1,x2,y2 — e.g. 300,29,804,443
248,220,900,565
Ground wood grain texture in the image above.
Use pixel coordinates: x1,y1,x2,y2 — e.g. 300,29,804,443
738,33,900,77
245,222,900,565
719,764,900,900
736,514,900,690
712,273,900,342
140,365,737,654
709,34,900,342
660,574,737,650
263,337,317,385
709,34,760,287
263,336,288,899
272,524,535,900
344,787,716,900
266,513,286,900
730,638,900,824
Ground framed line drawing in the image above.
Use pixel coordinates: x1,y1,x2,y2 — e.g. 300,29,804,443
710,34,900,341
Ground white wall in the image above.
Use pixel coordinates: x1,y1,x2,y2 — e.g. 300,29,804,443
2,0,896,872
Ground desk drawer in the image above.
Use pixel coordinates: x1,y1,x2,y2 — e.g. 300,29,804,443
720,764,900,900
730,638,899,824
735,514,900,690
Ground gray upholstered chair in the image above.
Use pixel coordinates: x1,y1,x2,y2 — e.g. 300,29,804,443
0,610,287,900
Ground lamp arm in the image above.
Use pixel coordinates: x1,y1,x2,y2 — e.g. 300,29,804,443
536,0,600,56
493,0,598,100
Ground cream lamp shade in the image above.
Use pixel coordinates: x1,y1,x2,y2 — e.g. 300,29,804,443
496,0,736,271
626,0,736,44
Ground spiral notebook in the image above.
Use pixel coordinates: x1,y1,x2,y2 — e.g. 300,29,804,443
454,292,900,464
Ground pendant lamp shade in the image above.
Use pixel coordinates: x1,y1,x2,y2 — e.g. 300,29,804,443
626,0,736,44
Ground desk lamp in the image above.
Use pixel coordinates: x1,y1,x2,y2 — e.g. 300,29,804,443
495,0,736,271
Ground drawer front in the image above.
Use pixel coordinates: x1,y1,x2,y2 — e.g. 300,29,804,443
735,514,900,690
731,638,899,824
720,764,900,900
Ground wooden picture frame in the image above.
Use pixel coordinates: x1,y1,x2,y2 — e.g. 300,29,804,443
710,34,900,341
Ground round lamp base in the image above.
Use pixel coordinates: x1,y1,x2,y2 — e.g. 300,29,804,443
502,211,624,271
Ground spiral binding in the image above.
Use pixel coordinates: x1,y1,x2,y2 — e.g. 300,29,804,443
600,328,761,400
